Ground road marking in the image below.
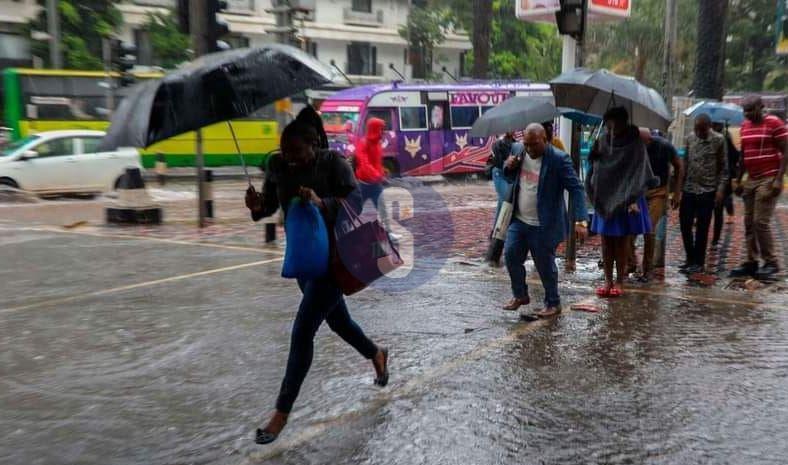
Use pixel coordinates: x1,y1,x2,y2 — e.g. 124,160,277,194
15,225,278,255
0,258,283,314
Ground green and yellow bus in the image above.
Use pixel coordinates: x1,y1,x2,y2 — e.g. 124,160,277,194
2,68,279,168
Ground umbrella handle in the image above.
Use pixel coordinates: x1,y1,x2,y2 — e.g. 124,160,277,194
227,121,252,187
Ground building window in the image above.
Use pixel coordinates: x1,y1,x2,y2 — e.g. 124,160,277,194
459,51,469,77
347,42,377,76
303,39,317,58
225,35,250,49
352,0,372,13
133,29,153,66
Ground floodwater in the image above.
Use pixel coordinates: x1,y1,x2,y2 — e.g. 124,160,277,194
1,183,787,465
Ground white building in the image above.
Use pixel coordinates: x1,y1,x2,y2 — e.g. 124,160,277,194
118,0,471,82
0,0,38,68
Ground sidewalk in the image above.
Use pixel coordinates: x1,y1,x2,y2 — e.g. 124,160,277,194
144,166,454,186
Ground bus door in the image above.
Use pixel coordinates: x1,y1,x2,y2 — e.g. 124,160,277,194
426,93,449,172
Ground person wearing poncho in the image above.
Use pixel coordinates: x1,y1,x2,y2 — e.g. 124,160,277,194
587,107,658,297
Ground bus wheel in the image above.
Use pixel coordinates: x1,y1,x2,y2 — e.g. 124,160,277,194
383,159,400,178
0,177,19,189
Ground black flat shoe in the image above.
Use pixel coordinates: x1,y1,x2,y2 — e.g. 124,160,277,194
374,348,389,387
255,428,278,445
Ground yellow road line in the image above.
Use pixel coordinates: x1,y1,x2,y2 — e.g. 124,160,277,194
26,226,279,255
0,258,282,314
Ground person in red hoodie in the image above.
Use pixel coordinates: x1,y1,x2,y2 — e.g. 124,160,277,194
354,117,390,229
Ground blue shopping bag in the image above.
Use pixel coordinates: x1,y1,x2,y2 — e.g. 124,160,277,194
282,199,329,279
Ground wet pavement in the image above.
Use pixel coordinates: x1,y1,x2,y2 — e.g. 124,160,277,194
1,180,787,465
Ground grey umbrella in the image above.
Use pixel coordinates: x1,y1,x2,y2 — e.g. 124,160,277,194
470,96,559,138
99,44,336,151
550,68,672,130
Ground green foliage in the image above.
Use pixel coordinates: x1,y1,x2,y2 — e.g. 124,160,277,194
144,12,191,69
29,0,122,70
398,2,454,79
725,0,788,92
437,0,561,80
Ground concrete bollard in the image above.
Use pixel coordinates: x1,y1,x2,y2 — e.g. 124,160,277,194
106,168,162,224
204,169,214,219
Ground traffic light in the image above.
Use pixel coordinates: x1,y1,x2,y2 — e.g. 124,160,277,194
556,0,586,41
207,0,231,52
111,39,137,87
177,0,190,34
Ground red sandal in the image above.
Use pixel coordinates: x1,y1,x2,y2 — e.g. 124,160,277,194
609,286,623,297
596,286,611,297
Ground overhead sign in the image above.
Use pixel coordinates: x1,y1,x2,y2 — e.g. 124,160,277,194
516,0,631,23
516,0,560,23
589,0,631,18
778,0,788,55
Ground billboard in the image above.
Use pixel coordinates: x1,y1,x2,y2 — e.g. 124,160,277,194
516,0,561,23
516,0,631,23
778,0,788,55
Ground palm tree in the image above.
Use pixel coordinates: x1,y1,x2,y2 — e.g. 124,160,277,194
692,0,729,99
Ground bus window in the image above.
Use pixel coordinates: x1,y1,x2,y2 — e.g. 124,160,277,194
450,106,480,129
365,109,393,130
400,106,427,131
322,111,359,134
481,106,495,115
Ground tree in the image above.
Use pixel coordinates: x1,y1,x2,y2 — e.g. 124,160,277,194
725,0,788,92
398,3,453,79
692,0,729,99
28,0,122,70
584,0,697,94
471,0,492,78
144,12,191,69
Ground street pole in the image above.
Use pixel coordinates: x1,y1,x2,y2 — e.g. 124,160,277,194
46,0,62,68
561,34,578,271
190,0,208,228
661,0,677,99
102,38,114,116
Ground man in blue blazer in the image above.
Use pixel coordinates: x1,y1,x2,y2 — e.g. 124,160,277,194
502,123,589,318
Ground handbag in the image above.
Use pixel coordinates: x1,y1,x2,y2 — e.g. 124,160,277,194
281,199,330,279
331,199,403,295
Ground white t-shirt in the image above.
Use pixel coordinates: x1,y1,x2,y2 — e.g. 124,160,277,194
516,154,541,226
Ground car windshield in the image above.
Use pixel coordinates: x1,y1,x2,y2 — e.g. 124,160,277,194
1,135,41,157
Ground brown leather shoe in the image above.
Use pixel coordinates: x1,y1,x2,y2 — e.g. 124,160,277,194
536,306,562,318
502,296,530,311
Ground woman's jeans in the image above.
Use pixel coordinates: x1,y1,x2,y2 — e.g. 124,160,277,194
492,168,511,227
275,276,378,413
359,181,389,230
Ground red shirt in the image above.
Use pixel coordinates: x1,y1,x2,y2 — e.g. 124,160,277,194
740,115,788,179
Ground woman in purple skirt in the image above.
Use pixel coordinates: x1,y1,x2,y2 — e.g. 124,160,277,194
587,107,658,297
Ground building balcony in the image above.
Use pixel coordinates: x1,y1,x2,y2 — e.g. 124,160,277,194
342,7,384,27
131,0,254,14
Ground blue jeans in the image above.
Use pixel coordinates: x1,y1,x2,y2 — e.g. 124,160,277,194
504,218,561,307
359,181,389,230
492,168,511,227
276,275,378,413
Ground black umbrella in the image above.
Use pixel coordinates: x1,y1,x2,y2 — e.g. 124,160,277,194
470,96,559,138
550,68,672,130
99,44,336,176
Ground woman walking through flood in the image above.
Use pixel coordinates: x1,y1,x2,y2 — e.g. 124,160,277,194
245,108,389,444
587,107,657,297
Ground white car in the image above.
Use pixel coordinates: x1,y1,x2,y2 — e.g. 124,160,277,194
0,130,142,195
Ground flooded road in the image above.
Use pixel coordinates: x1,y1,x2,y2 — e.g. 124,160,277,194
1,182,787,464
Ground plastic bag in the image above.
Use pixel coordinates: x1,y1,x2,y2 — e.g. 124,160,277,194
282,199,329,279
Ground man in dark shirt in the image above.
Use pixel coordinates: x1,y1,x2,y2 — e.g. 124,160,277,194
629,128,684,279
